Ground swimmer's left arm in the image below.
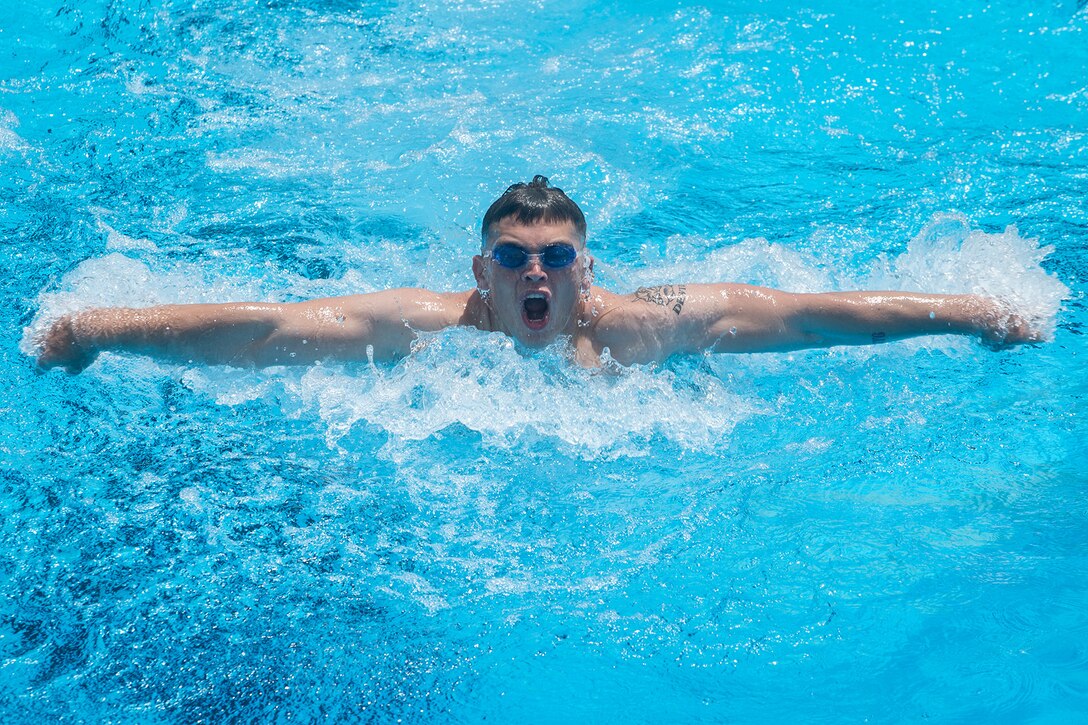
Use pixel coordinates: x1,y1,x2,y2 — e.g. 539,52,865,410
677,285,1040,354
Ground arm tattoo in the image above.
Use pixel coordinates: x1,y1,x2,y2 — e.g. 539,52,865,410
871,331,887,344
635,284,688,315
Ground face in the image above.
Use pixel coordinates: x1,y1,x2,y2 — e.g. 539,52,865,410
472,217,589,348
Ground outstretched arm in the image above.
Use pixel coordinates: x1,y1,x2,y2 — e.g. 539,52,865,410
594,284,1040,364
36,289,472,373
692,285,1039,353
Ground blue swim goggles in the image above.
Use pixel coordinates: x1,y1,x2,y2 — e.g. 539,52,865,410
487,243,579,270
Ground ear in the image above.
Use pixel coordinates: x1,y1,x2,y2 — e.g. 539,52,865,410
472,255,489,290
582,253,595,281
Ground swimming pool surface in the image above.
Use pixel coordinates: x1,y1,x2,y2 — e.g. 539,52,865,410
3,0,1086,721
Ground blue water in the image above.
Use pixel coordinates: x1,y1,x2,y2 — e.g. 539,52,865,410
3,0,1087,721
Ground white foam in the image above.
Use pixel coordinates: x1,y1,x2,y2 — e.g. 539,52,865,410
179,330,759,459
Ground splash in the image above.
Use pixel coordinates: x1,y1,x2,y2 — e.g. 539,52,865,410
865,214,1069,338
182,330,760,459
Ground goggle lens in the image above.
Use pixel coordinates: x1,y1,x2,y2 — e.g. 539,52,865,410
490,243,578,269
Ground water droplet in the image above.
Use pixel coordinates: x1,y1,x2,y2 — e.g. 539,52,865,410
729,326,737,336
929,311,936,319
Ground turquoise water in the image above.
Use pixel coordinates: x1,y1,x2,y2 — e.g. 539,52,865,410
3,0,1087,720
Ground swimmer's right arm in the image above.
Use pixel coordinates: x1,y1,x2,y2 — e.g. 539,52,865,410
36,289,469,373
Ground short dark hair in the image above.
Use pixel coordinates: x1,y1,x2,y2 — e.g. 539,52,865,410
481,175,586,245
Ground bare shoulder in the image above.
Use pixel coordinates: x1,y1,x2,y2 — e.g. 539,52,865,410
585,283,796,363
590,286,683,329
589,283,752,333
584,285,696,365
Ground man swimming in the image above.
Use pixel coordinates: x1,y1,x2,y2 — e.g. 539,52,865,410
36,176,1038,373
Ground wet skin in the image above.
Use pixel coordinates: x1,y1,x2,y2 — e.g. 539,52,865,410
471,218,591,349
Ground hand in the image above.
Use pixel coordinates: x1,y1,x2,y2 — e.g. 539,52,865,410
979,308,1043,351
37,315,98,374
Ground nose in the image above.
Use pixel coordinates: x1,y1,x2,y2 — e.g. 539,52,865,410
522,259,547,282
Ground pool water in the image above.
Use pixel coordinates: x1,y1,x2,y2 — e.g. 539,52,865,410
3,0,1087,720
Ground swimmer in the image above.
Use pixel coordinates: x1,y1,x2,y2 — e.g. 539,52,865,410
36,176,1040,374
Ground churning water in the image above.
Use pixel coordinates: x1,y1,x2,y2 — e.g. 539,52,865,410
3,0,1087,721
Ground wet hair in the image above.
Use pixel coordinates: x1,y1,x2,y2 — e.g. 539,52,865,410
481,175,587,246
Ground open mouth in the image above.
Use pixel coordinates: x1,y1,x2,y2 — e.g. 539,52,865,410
522,293,550,331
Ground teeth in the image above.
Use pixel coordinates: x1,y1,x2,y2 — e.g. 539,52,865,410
526,293,547,300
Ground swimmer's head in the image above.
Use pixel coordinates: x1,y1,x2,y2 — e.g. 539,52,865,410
481,175,586,249
473,177,593,349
